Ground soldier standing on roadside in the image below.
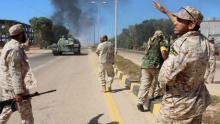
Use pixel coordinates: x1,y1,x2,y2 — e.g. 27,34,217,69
204,35,219,84
96,35,115,93
137,30,168,112
0,24,36,124
153,0,211,123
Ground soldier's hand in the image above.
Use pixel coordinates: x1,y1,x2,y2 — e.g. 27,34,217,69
153,0,167,14
22,40,31,51
15,94,23,105
15,94,23,112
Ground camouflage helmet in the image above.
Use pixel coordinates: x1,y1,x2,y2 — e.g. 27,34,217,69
154,30,163,37
9,24,25,36
173,6,203,25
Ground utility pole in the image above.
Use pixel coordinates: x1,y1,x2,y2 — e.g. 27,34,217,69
114,0,118,55
89,0,108,46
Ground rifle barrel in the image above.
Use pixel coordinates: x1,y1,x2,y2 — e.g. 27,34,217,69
24,89,57,99
38,89,57,95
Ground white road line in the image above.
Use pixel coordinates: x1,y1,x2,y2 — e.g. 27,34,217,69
32,57,62,71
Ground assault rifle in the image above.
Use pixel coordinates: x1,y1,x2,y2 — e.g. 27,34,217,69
0,89,56,114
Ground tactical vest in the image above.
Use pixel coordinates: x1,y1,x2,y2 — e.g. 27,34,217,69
141,37,164,69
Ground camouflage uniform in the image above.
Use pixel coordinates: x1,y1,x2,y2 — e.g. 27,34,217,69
137,31,168,105
156,6,211,124
0,24,36,124
96,41,115,88
204,36,218,84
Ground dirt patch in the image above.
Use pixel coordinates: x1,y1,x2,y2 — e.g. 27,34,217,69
216,49,220,60
115,55,141,81
216,55,220,61
91,46,97,52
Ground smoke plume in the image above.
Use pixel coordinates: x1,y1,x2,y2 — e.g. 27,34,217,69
51,0,97,40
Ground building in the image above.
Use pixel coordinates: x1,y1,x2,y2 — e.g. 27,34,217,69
0,19,33,47
200,18,220,47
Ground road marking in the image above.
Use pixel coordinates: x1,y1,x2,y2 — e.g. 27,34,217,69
90,50,125,124
32,56,62,71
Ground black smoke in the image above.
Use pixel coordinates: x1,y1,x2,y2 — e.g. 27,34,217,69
51,0,97,38
50,0,131,44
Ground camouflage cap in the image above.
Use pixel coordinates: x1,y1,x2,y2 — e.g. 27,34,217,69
173,6,203,24
154,30,163,37
9,24,25,36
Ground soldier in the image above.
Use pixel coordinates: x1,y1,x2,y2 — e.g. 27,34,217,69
96,35,115,93
0,24,36,124
153,0,211,123
204,35,219,84
137,30,168,112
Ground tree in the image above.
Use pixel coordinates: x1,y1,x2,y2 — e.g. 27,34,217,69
29,17,54,48
114,19,173,50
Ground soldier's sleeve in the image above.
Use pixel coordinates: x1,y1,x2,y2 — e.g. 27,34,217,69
96,44,101,55
110,44,115,63
144,38,151,53
158,47,191,86
8,49,25,94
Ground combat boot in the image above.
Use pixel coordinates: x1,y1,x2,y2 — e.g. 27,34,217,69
107,86,112,92
137,103,145,112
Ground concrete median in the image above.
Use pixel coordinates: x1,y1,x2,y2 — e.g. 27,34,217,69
114,66,161,114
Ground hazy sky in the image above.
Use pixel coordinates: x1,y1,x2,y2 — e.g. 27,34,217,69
0,0,220,43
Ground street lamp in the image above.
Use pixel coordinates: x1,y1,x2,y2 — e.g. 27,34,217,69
114,0,118,55
89,0,118,55
89,0,108,46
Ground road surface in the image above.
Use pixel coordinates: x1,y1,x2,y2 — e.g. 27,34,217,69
6,49,156,124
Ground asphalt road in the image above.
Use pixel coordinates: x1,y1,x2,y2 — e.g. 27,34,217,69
6,49,156,124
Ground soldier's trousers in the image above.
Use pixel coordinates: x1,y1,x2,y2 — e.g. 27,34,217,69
204,59,216,84
98,63,114,87
0,89,34,124
137,68,160,105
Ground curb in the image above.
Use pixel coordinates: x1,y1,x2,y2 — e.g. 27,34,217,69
114,66,161,114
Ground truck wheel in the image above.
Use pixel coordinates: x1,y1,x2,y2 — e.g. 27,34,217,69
59,51,62,55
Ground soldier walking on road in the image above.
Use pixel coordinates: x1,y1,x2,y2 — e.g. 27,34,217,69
137,30,168,112
204,35,219,84
153,0,211,123
96,35,115,93
0,24,37,124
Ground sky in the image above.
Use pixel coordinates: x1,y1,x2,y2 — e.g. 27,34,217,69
0,0,220,44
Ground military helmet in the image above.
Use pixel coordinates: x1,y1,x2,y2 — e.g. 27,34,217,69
173,6,203,25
